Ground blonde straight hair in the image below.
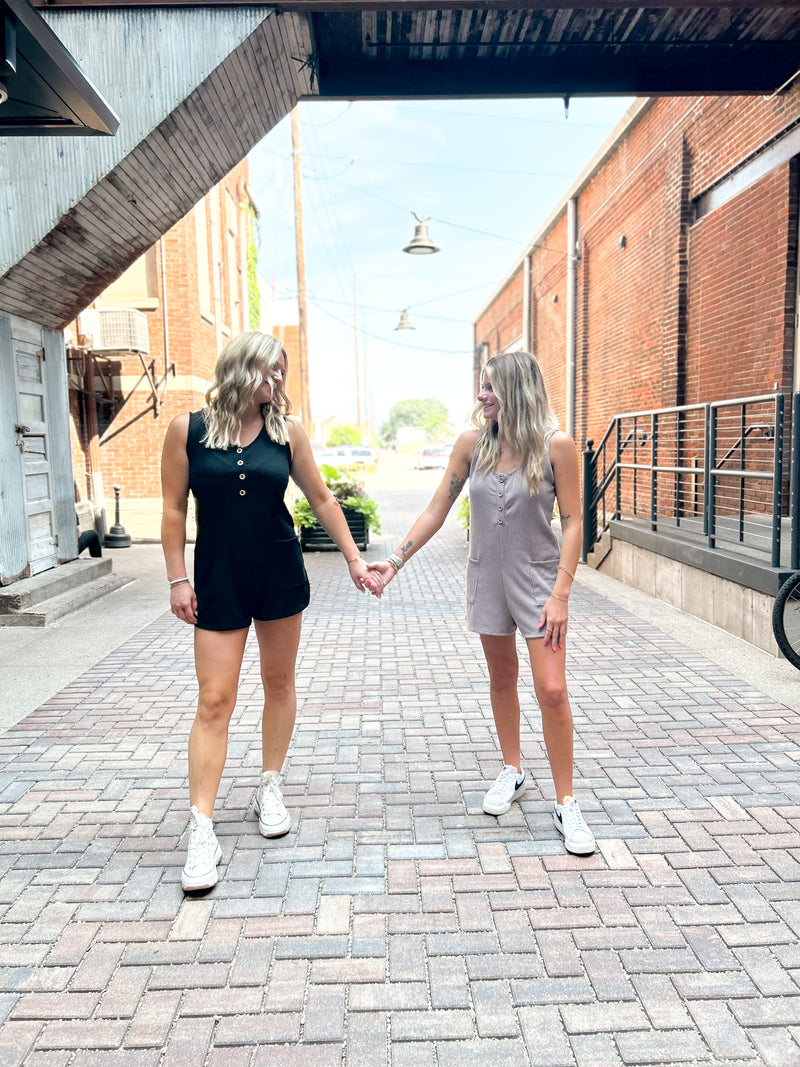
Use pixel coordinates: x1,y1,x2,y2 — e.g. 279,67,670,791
471,351,557,495
202,332,290,449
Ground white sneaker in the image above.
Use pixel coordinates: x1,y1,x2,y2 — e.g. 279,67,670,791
181,806,222,892
482,765,526,815
254,770,291,838
554,796,596,855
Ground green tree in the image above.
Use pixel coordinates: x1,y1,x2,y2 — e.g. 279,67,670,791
381,398,449,443
327,424,361,446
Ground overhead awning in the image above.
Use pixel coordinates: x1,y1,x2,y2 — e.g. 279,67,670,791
1,0,118,134
28,1,800,98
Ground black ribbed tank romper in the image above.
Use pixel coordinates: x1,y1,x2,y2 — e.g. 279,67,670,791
186,411,310,631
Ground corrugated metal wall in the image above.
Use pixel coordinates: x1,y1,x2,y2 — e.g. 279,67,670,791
0,7,272,274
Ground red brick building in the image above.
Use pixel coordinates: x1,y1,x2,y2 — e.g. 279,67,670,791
474,90,800,652
475,90,800,442
67,161,302,539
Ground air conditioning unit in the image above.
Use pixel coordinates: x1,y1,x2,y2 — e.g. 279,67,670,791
92,308,150,354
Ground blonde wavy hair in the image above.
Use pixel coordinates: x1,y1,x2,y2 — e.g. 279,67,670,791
202,332,290,449
471,351,557,495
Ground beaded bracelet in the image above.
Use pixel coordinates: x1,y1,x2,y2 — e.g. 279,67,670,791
557,564,575,580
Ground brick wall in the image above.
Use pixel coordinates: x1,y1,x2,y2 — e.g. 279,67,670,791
475,89,800,454
686,165,792,405
69,160,254,532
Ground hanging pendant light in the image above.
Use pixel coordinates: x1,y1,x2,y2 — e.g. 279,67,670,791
395,309,415,331
403,213,440,255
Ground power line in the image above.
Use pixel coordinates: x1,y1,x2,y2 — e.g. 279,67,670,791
385,102,623,129
299,149,573,180
275,276,500,316
310,294,468,325
309,296,473,355
300,102,353,127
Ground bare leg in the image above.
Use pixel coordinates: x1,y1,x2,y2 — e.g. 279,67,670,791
526,637,573,803
189,627,249,817
480,634,522,771
254,613,303,773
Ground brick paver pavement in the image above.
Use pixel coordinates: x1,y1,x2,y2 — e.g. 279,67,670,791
1,485,800,1065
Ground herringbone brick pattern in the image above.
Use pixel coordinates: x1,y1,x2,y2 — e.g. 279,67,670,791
1,487,799,1064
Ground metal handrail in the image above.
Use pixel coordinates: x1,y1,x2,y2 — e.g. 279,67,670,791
582,392,795,569
716,424,775,470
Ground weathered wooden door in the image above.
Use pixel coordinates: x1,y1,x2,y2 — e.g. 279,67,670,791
12,340,58,575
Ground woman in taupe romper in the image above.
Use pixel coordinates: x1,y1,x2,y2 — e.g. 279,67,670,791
369,351,595,855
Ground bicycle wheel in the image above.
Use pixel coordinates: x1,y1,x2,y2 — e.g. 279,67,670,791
773,571,800,670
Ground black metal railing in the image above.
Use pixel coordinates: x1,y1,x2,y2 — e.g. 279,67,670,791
582,392,799,571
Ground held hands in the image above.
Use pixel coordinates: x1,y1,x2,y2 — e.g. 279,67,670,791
348,558,384,597
170,580,197,625
366,559,397,592
538,594,568,651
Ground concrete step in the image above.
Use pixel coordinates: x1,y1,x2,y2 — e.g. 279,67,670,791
0,558,113,613
586,528,613,569
0,573,134,626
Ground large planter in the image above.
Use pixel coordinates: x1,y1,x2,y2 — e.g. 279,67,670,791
298,507,369,552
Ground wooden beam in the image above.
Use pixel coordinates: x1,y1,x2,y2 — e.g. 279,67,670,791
30,1,800,12
312,50,800,96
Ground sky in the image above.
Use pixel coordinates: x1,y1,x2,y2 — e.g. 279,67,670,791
248,96,634,439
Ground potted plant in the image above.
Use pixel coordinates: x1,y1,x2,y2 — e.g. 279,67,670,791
292,464,381,551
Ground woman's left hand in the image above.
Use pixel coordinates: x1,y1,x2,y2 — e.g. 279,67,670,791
538,595,568,651
348,557,383,597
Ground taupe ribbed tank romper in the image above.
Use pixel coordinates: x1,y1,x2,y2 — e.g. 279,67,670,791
466,429,560,638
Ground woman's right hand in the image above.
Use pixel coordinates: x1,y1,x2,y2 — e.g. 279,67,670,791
366,560,397,590
170,581,197,625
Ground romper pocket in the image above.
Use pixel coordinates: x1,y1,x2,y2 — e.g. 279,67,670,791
272,535,307,589
527,558,559,604
466,556,480,604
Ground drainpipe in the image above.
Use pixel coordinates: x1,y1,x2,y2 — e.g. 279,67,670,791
522,252,532,354
566,197,578,438
159,237,169,406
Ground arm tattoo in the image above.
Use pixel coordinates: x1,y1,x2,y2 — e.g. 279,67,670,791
448,474,466,501
400,540,413,559
560,513,572,521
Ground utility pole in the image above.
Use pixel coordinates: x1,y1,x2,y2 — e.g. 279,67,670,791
291,106,311,433
353,274,363,441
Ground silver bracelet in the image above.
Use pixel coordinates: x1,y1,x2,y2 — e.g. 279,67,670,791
388,552,405,571
168,577,190,587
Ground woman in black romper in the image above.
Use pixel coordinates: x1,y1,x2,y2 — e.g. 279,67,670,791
161,331,380,892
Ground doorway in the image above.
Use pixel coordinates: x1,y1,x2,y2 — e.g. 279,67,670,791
12,340,58,575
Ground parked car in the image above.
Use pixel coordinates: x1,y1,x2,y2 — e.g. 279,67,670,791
414,445,451,470
320,446,378,468
348,446,378,466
